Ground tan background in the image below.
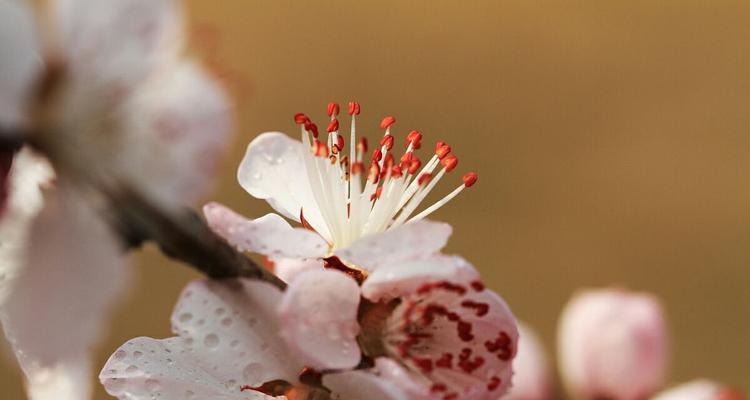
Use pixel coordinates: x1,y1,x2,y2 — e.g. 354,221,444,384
3,0,750,398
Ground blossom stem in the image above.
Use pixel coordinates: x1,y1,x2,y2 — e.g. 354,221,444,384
108,188,287,289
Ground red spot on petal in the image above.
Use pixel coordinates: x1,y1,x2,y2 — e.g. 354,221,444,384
470,281,485,292
487,376,502,391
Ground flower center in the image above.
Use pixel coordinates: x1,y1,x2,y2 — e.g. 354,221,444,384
294,102,477,248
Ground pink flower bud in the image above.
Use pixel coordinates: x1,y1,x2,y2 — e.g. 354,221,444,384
503,323,554,400
558,288,668,400
652,380,745,400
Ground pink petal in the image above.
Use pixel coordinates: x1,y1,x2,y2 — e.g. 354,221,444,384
53,0,184,92
502,323,554,400
1,183,129,400
361,255,480,302
382,265,519,400
121,62,232,208
0,0,40,126
323,368,410,400
237,132,331,241
334,220,451,271
558,288,669,400
652,380,742,400
100,337,282,400
279,269,361,370
168,280,304,385
203,202,327,259
270,257,324,283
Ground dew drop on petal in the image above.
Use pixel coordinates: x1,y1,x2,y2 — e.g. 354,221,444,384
133,351,143,359
221,317,233,327
103,378,126,394
125,365,138,373
113,350,127,361
204,333,220,348
242,363,263,384
145,379,161,393
178,313,193,323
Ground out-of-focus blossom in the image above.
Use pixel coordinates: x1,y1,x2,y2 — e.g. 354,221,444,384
502,323,553,400
557,288,668,400
102,256,519,400
204,102,477,286
651,380,744,400
0,0,232,398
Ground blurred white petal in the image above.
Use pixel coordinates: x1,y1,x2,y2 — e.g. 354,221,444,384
1,182,128,400
502,323,554,400
0,0,40,127
121,61,232,207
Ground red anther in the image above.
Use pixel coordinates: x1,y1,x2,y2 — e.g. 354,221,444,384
383,153,394,169
436,144,452,159
348,101,360,115
357,137,368,153
305,121,319,138
435,141,446,152
352,161,364,175
336,135,344,151
313,140,329,157
380,134,394,151
440,154,458,172
370,186,383,201
368,163,381,183
418,172,433,185
463,172,478,187
390,165,403,178
371,149,383,162
408,158,422,174
294,113,308,124
380,116,396,129
326,118,339,133
400,152,413,164
327,102,340,117
406,130,423,148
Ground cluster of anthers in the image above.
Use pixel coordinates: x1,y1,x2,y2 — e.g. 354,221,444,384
293,102,478,249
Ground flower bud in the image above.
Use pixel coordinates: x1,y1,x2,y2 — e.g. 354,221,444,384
503,323,554,400
558,288,668,400
652,380,744,400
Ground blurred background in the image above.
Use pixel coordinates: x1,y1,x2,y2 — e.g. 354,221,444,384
3,0,750,398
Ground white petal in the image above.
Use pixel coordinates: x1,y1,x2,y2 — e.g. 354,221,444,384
1,183,129,400
361,255,480,302
237,132,330,240
279,269,361,370
203,202,327,259
0,0,40,126
270,257,324,283
120,62,232,208
169,279,303,386
334,220,451,270
323,369,409,400
53,0,183,91
100,337,282,400
0,149,53,306
502,323,553,400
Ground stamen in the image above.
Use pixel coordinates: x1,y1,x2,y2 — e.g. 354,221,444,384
290,103,476,248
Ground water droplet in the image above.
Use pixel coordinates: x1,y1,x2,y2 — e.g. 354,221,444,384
133,351,143,359
145,379,161,393
178,313,193,323
113,350,127,360
204,333,220,348
221,317,233,327
242,363,263,384
214,308,226,316
103,378,126,394
125,365,138,373
252,171,263,180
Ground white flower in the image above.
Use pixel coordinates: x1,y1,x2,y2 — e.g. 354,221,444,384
0,1,232,399
651,380,743,400
204,102,477,293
